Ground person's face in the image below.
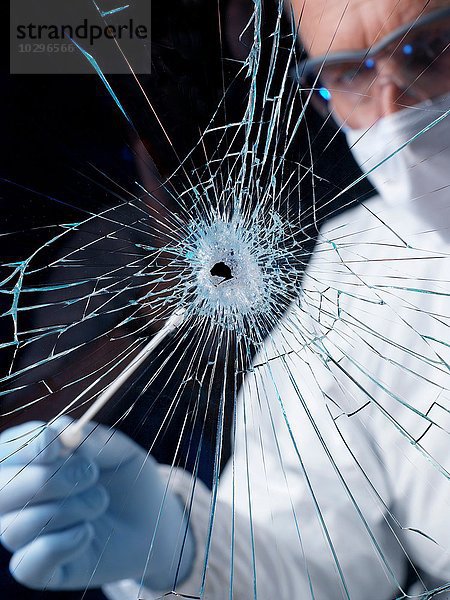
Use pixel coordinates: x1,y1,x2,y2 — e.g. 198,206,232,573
290,0,450,128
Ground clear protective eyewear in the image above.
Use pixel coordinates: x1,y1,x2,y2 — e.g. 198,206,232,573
294,6,450,127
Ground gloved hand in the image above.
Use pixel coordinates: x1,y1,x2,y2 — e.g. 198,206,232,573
0,418,195,591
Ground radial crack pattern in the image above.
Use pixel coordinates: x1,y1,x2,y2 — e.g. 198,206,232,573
1,1,449,599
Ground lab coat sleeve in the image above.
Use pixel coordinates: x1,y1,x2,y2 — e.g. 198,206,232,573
103,347,406,600
103,461,307,600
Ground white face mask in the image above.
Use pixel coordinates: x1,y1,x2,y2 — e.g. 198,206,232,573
345,94,450,237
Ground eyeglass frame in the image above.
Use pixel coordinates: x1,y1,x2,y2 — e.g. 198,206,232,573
294,5,450,90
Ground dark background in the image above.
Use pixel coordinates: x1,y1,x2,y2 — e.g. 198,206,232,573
0,1,373,598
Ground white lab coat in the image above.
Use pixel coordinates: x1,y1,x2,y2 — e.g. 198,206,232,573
104,194,450,600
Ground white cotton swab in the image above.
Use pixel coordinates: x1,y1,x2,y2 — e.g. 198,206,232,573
59,308,186,450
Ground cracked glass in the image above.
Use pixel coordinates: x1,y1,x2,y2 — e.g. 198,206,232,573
1,1,449,599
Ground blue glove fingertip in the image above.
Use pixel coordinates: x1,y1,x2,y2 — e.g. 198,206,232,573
64,456,99,487
9,521,95,589
82,484,109,513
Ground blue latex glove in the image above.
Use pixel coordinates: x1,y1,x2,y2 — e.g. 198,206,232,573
0,418,195,591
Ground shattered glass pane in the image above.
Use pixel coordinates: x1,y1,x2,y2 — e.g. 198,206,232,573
1,1,449,599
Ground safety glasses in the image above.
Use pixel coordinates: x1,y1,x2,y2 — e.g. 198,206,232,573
294,6,450,127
